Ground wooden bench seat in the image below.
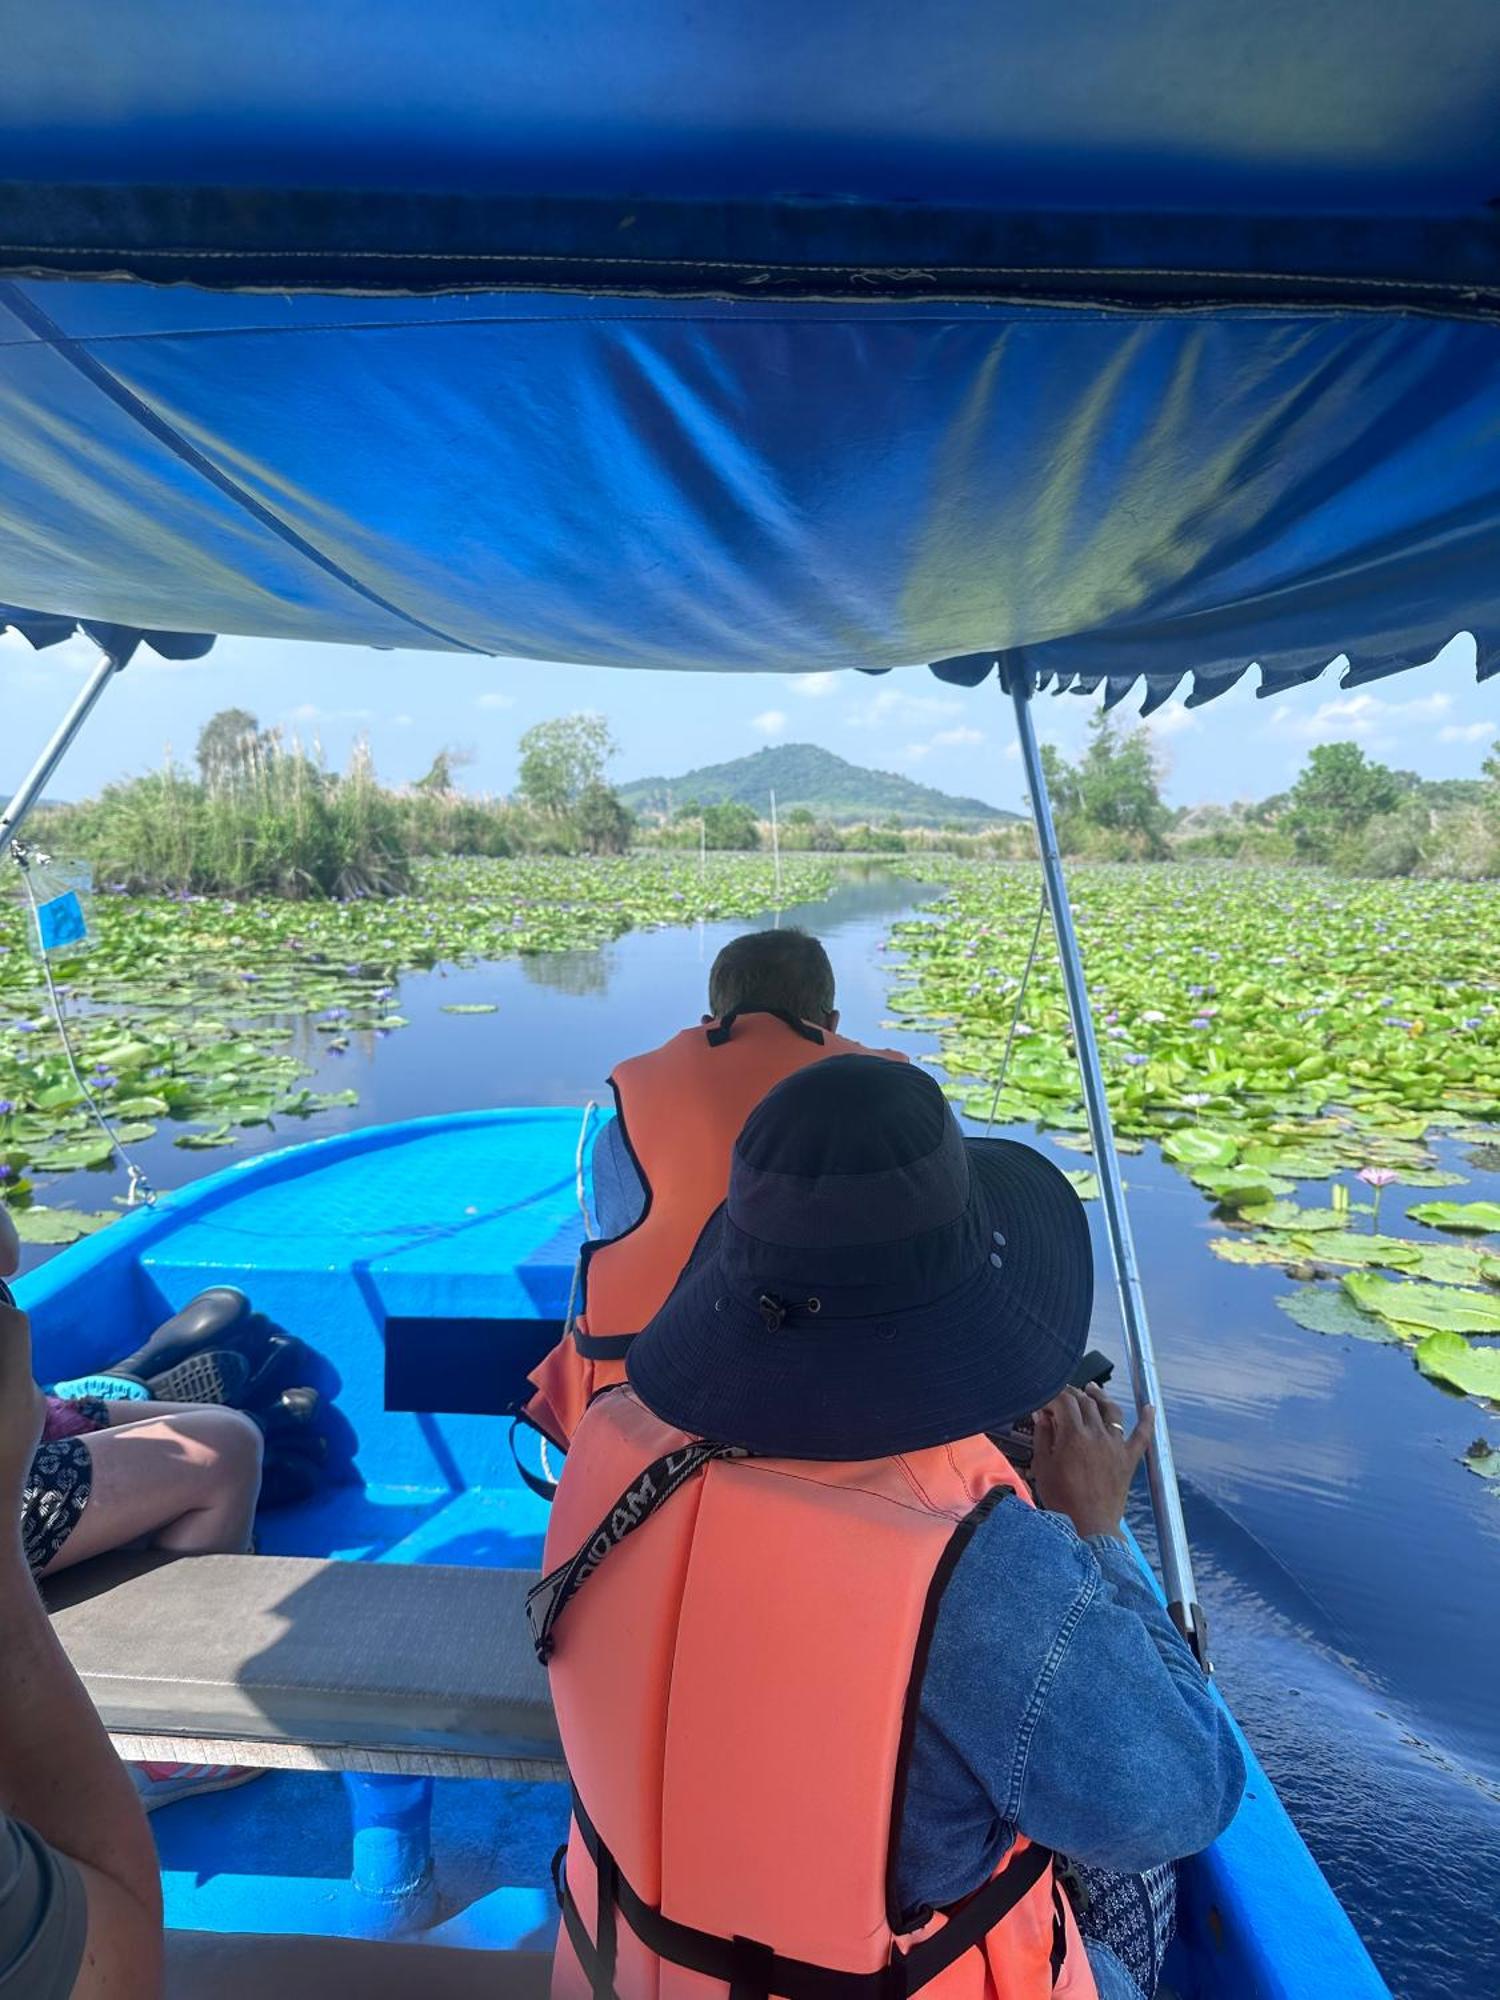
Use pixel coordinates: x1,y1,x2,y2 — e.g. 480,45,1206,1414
46,1551,564,1780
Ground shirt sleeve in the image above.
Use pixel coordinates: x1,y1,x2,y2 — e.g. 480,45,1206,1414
590,1115,647,1240
0,1816,86,2000
922,1504,1246,1876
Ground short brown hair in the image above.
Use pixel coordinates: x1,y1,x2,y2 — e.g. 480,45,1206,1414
708,929,836,1023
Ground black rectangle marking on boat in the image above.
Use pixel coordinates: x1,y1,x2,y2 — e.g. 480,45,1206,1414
384,1316,563,1416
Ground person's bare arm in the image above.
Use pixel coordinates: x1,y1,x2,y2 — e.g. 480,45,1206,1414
0,1298,162,1998
0,1204,19,1279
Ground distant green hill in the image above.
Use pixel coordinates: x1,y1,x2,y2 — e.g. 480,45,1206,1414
619,743,1015,827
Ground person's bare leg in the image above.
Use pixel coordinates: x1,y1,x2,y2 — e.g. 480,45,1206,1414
39,1407,263,1575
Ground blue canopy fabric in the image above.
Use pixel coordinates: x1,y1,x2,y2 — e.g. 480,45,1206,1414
1,3,1498,707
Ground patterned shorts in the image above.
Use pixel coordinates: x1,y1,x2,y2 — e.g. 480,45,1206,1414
1067,1858,1177,1996
22,1435,94,1575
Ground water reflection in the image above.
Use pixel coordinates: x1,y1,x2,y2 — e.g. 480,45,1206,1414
519,946,614,998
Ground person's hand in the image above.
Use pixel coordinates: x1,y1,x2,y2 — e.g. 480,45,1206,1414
0,1295,45,1512
1031,1384,1154,1541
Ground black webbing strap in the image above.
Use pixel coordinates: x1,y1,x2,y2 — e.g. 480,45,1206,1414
571,1328,637,1361
564,1789,1059,2000
705,1007,825,1048
526,1439,746,1661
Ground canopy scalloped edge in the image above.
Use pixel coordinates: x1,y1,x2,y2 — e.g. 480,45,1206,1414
1,606,215,664
928,638,1492,714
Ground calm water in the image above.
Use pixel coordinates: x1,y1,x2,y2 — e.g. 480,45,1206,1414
25,874,1500,1997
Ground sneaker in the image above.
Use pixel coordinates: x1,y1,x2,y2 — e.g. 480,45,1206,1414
129,1763,263,1812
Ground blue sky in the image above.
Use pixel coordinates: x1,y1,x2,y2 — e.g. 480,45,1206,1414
2,627,1491,811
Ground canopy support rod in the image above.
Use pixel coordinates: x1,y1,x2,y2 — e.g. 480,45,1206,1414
1005,666,1208,1669
1,645,133,856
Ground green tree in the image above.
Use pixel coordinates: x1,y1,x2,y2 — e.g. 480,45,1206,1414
1073,712,1170,856
575,781,634,855
1037,741,1083,824
516,713,618,814
195,707,268,789
413,746,475,795
701,800,761,849
1284,742,1403,859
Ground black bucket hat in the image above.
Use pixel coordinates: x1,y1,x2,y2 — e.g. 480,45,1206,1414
626,1055,1093,1459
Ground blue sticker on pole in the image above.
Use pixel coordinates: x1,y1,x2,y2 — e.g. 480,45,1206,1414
36,889,87,952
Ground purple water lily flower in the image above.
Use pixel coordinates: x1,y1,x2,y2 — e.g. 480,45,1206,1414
0,1165,13,1183
0,1100,13,1116
1122,1052,1149,1067
1189,1016,1212,1030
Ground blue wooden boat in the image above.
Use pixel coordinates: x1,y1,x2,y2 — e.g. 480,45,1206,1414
17,1109,1388,1996
6,2,1499,1988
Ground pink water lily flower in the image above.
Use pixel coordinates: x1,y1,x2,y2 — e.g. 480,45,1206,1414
1357,1165,1398,1232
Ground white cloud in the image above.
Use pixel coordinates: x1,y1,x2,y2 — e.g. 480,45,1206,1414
790,672,839,699
393,713,415,728
1145,704,1198,739
902,723,985,762
477,690,515,710
752,709,788,737
1438,720,1496,744
286,703,373,724
848,686,964,731
1267,687,1453,746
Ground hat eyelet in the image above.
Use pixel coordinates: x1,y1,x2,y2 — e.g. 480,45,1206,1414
989,1252,1005,1270
993,1230,1007,1248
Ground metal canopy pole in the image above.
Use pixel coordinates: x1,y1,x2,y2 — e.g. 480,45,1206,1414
1,647,133,855
1005,666,1208,1668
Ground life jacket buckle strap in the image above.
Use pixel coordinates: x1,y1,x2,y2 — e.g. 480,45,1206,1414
566,1789,1046,2000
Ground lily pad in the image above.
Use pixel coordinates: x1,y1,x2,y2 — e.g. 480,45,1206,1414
1460,1439,1500,1478
1407,1201,1500,1235
1342,1272,1500,1337
1061,1169,1100,1201
1208,1237,1294,1267
1195,1167,1295,1209
1161,1128,1240,1169
1414,1331,1500,1400
10,1206,119,1245
1276,1287,1402,1343
440,1003,500,1015
173,1126,237,1150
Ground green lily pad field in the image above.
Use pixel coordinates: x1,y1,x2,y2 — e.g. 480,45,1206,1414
1,853,839,1237
887,862,1500,1410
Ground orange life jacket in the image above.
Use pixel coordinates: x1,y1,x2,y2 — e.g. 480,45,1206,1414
522,1011,905,1448
531,1389,1097,2000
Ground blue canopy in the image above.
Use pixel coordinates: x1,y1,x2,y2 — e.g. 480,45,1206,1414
2,2,1499,706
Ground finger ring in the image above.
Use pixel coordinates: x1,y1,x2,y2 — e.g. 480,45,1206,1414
1108,1422,1125,1435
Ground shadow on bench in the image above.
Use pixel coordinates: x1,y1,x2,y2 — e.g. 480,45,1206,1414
46,1551,564,1779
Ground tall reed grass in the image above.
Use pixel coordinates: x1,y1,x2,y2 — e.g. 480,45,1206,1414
43,739,411,899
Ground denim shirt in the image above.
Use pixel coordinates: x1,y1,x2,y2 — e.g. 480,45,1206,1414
591,1116,647,1239
897,1499,1246,2000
